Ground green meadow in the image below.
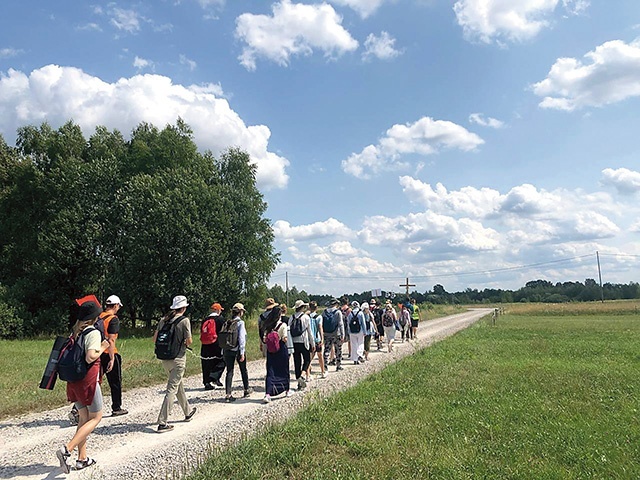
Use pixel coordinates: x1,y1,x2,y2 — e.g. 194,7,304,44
187,303,639,480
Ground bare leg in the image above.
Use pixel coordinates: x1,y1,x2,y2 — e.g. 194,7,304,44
67,407,103,458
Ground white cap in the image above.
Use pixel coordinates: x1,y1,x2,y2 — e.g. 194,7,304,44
106,295,123,306
170,295,189,310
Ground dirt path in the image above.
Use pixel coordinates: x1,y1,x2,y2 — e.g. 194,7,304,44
0,309,491,480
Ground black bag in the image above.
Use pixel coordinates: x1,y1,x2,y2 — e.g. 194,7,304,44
349,309,361,334
155,315,185,360
218,317,240,350
289,315,304,337
322,309,339,333
57,327,96,382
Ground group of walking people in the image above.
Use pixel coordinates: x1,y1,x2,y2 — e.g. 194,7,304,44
56,293,422,474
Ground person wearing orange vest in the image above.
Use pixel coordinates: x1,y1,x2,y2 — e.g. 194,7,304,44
99,295,128,416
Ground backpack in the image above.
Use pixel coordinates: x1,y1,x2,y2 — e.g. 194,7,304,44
382,311,394,327
155,315,185,360
349,309,362,334
57,327,96,382
218,317,240,350
290,314,304,337
400,310,409,327
200,316,217,345
322,309,339,333
265,322,282,354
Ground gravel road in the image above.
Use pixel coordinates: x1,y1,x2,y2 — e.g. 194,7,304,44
0,308,491,480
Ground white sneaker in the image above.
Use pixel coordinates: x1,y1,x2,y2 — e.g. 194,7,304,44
262,395,271,404
286,390,295,397
321,372,327,379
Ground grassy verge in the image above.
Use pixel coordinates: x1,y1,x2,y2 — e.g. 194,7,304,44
188,311,640,479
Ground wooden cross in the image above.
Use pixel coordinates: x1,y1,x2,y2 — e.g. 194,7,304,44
399,277,415,295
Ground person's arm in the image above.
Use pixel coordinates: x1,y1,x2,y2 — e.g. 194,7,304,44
105,316,120,372
238,319,247,360
304,316,314,351
184,318,193,347
85,330,109,363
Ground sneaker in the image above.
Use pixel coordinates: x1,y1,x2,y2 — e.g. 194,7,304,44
243,388,254,398
204,383,214,391
56,446,71,474
262,395,271,404
68,408,79,426
185,407,197,421
286,390,295,397
157,424,174,433
297,377,306,390
112,408,128,417
75,457,96,470
336,366,344,371
214,380,223,387
321,372,327,379
328,359,336,366
225,396,236,403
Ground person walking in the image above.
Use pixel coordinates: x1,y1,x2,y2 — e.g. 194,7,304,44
258,298,278,357
220,303,252,402
261,306,293,402
154,295,197,433
347,301,366,364
98,295,128,417
56,300,111,473
399,304,411,342
200,303,225,390
307,301,326,379
322,298,345,371
410,298,422,340
362,302,375,362
370,299,384,351
290,300,314,390
382,302,397,353
340,298,352,361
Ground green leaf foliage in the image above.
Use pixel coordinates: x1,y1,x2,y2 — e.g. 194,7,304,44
0,120,279,336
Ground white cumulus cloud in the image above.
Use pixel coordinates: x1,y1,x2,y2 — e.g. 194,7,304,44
0,65,289,190
328,0,389,18
362,31,403,61
273,218,353,242
235,0,358,71
453,0,587,44
342,117,484,179
601,167,640,194
469,112,505,128
532,40,640,111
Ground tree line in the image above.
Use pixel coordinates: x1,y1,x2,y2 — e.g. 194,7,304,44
0,119,278,339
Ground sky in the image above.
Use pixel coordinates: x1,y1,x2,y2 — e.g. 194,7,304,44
1,0,640,297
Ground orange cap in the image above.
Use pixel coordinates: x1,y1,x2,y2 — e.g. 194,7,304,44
210,303,224,311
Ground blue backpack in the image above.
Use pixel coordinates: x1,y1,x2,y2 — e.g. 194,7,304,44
57,327,96,382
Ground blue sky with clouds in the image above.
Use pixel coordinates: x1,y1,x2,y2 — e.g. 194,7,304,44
1,0,639,296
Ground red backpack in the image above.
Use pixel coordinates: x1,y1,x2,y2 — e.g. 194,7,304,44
200,316,217,345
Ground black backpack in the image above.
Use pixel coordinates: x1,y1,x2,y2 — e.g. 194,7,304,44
290,315,304,337
218,317,240,350
155,315,185,360
57,327,96,382
322,309,339,333
349,309,362,334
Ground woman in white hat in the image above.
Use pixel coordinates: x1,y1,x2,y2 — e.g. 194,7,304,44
289,299,314,390
221,303,252,402
153,295,197,433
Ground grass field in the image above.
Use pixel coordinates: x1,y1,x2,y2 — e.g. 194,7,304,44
187,304,640,480
0,303,463,419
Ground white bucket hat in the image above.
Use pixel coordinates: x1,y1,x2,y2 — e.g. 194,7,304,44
293,299,309,310
106,295,123,306
170,295,189,310
232,302,246,312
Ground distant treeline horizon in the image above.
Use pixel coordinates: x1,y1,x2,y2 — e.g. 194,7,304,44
266,278,640,307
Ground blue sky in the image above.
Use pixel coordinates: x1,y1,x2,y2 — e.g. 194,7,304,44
1,0,640,296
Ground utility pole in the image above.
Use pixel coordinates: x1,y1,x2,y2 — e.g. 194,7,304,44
596,251,604,303
399,277,416,296
285,271,289,307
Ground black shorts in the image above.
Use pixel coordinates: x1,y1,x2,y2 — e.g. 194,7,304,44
411,320,419,328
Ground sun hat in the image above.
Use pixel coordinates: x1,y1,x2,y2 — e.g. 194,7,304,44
77,301,103,321
264,298,277,309
170,295,189,310
210,303,224,311
232,302,246,312
351,300,360,308
293,299,309,310
105,295,123,306
330,298,340,306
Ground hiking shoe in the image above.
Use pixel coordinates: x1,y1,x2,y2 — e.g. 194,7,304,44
262,395,271,404
68,408,79,426
75,457,96,470
204,383,214,390
112,408,128,417
56,446,71,474
225,396,236,403
157,424,174,433
185,407,197,421
243,388,254,398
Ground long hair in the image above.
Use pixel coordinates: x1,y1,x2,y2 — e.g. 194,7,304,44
263,306,282,333
162,308,183,323
72,317,98,338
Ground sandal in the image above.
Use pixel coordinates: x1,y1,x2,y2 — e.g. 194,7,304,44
75,457,96,470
